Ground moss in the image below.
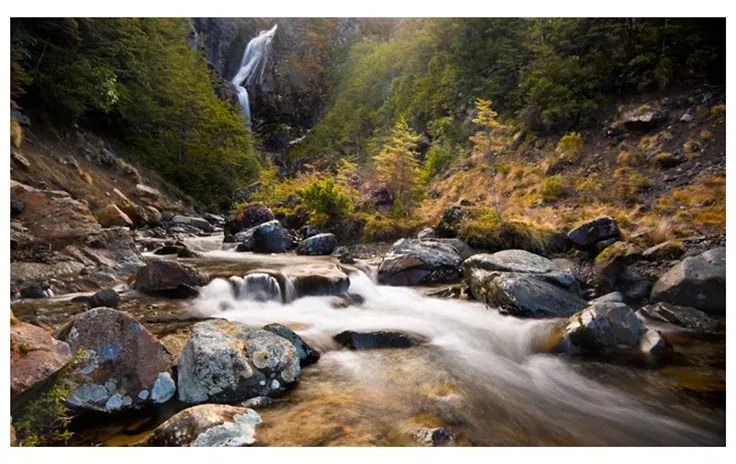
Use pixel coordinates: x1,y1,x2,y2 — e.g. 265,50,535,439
458,206,555,254
594,241,640,265
18,343,31,355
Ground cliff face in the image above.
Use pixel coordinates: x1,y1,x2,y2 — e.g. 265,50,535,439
192,18,367,151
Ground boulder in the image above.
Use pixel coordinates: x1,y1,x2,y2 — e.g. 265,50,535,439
87,288,120,308
620,106,667,132
637,302,721,333
263,323,320,366
412,427,456,447
10,181,101,243
642,240,685,261
132,260,206,298
54,308,175,412
465,270,588,317
650,248,725,315
417,228,435,240
283,264,350,298
552,302,669,359
567,216,621,250
171,215,215,233
148,404,261,447
153,243,200,258
204,213,226,225
298,225,320,239
589,291,625,305
377,239,464,286
462,250,580,291
233,228,255,251
225,203,275,237
296,233,337,256
435,205,467,238
251,220,287,253
334,330,424,350
11,318,72,403
177,320,300,404
135,183,161,201
19,279,54,299
594,241,642,293
11,199,24,218
145,206,163,226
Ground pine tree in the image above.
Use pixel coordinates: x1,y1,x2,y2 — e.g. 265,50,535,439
470,98,507,218
373,118,423,217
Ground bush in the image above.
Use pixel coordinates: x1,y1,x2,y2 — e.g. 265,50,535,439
710,104,725,121
362,214,424,242
556,132,583,161
296,177,353,223
541,176,565,203
423,143,454,180
458,206,554,254
13,382,74,446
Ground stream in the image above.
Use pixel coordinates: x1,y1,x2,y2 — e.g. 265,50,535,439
11,236,726,446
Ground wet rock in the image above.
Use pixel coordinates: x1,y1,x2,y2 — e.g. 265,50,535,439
334,330,424,350
204,213,226,225
153,243,200,258
252,220,287,253
594,241,642,293
240,396,277,409
87,288,120,308
284,264,350,298
230,273,282,302
10,180,101,243
298,225,320,239
650,248,725,315
177,320,300,404
465,270,587,318
19,279,54,299
232,228,255,251
80,227,145,277
417,227,435,240
377,238,464,286
54,307,175,412
145,206,163,225
637,302,721,333
642,240,685,261
435,205,466,238
225,203,275,237
11,318,72,403
589,291,625,305
412,427,456,447
567,216,621,250
132,260,205,298
263,323,320,366
296,233,337,256
171,215,215,233
148,404,261,446
553,302,669,359
462,250,580,291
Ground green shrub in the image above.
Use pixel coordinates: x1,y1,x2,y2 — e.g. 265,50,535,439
541,176,565,203
296,177,353,223
14,383,74,446
556,132,584,160
423,143,454,180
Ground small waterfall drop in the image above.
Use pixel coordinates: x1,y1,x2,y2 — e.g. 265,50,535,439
231,24,277,125
223,273,282,302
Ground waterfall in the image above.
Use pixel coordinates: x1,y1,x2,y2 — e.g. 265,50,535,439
231,24,278,126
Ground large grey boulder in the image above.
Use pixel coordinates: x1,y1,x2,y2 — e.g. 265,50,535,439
171,215,215,233
132,260,206,298
54,308,176,413
263,323,320,366
177,320,300,404
296,233,337,256
650,247,725,315
377,239,464,286
637,302,721,333
148,404,261,446
252,220,287,253
462,250,585,317
283,263,350,298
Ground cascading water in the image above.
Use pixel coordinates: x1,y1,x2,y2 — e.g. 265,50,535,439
231,24,278,126
192,265,724,445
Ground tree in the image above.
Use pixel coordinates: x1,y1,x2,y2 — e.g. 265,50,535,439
470,98,507,218
372,118,423,217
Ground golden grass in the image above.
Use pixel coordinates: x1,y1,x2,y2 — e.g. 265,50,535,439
616,150,645,167
11,118,23,148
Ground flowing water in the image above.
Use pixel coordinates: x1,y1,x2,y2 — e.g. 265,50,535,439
11,244,725,446
231,24,277,125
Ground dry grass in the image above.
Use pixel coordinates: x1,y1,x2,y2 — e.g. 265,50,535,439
11,118,23,148
458,206,556,254
616,150,645,167
710,104,725,122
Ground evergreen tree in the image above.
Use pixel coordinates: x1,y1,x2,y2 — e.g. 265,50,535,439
470,98,507,218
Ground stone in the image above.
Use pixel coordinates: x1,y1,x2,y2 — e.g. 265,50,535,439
594,241,643,293
204,213,226,225
11,318,72,403
435,205,466,238
377,238,464,286
148,404,261,447
263,323,320,366
19,279,54,299
334,331,425,350
171,215,215,233
567,216,621,250
637,302,721,332
225,203,275,237
284,264,350,298
642,240,685,261
145,206,163,225
680,113,694,123
554,302,646,355
10,180,102,243
251,220,287,253
177,320,300,404
132,260,206,298
135,183,161,201
240,396,277,409
296,233,337,256
417,227,435,240
620,106,667,132
462,250,580,291
54,307,175,412
412,427,456,447
589,291,625,305
465,270,588,318
298,225,320,239
11,199,24,218
650,248,725,315
87,288,120,308
639,329,669,357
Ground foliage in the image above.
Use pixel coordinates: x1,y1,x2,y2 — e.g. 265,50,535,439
362,214,424,242
11,18,260,208
458,206,554,254
372,118,424,217
470,99,507,215
541,176,565,203
422,143,454,181
556,132,583,160
296,177,354,222
14,382,74,447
